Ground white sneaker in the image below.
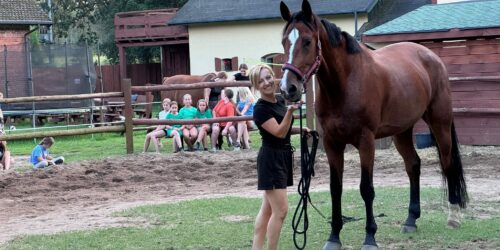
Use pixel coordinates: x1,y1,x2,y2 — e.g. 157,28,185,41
233,146,240,151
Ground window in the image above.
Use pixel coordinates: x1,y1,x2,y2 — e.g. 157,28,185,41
214,57,238,71
222,58,232,71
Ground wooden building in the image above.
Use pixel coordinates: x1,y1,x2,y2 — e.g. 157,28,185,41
0,0,51,99
114,9,189,91
362,0,500,145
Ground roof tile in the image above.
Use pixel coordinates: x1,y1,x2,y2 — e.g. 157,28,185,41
364,0,500,35
0,0,51,25
169,0,377,25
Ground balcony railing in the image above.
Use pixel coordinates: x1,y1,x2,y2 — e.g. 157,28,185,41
114,8,188,42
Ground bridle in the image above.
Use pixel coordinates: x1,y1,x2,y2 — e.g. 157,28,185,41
282,33,322,93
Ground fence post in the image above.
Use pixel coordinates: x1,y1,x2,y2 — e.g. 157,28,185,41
122,78,134,154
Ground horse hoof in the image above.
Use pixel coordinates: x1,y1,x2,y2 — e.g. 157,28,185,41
361,245,378,250
447,219,461,229
400,224,417,233
322,241,342,250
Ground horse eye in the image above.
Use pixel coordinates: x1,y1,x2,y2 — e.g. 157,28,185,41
303,39,311,47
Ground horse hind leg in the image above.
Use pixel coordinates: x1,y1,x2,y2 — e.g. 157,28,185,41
425,106,468,228
393,127,421,233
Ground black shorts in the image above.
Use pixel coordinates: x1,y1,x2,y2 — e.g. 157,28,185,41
257,145,293,190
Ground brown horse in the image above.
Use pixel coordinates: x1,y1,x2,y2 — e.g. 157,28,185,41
160,73,217,104
279,1,468,249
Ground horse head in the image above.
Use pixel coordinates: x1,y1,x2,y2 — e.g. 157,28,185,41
280,0,362,102
279,0,321,102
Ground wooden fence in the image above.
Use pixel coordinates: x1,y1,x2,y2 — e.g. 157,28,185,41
1,75,497,151
0,78,314,154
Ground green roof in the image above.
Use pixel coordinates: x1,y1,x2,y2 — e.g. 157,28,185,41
364,0,500,35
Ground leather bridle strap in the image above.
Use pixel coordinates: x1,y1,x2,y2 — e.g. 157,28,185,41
282,34,322,93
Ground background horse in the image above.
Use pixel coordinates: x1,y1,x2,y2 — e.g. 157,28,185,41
279,1,468,249
160,73,217,104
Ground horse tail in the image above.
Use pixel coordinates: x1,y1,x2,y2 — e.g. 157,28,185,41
434,122,468,208
448,122,468,208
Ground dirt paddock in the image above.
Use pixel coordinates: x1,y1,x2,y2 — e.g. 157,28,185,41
0,145,499,244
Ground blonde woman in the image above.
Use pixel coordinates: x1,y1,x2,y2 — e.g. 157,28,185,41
235,87,255,149
249,64,309,250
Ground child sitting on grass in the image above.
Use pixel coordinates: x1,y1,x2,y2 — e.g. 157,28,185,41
31,137,64,169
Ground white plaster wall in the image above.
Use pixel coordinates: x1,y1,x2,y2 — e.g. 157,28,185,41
187,14,368,74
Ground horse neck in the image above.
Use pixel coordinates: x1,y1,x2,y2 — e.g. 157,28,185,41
316,35,351,103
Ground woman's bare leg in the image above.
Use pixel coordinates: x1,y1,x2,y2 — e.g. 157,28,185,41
252,192,272,250
211,125,221,150
152,130,166,153
3,150,10,170
189,127,198,147
265,189,288,250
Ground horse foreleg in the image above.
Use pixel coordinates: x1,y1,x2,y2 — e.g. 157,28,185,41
358,131,378,249
393,128,421,233
322,141,345,250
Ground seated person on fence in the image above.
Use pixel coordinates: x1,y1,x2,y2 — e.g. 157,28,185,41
30,137,64,169
178,94,198,151
143,101,181,153
235,87,255,150
211,89,238,152
0,115,12,171
165,101,184,153
194,99,212,151
143,98,171,152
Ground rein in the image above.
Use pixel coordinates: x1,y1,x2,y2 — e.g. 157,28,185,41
282,34,322,93
292,105,320,250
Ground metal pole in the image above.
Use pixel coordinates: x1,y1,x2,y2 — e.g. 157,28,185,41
47,0,53,43
97,43,105,125
64,42,69,127
27,40,36,139
3,45,8,97
85,41,94,136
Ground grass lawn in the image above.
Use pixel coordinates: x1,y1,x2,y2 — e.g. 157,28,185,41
2,187,499,249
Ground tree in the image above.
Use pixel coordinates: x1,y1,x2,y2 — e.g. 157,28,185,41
39,0,188,64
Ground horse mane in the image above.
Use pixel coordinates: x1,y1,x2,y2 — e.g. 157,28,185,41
201,72,217,82
283,11,361,55
320,19,361,54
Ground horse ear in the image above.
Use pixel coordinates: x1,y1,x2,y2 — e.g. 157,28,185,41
302,0,312,20
280,1,291,22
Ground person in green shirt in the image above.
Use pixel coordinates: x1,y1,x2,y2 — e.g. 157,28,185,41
178,94,198,151
165,102,183,153
195,99,213,151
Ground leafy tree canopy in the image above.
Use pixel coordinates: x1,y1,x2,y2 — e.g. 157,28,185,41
39,0,188,64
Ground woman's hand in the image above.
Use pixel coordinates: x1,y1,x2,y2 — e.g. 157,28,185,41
287,102,301,112
302,127,312,137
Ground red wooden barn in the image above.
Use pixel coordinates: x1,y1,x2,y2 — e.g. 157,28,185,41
363,0,500,145
108,9,189,93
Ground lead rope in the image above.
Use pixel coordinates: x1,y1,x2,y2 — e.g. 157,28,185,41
292,105,320,250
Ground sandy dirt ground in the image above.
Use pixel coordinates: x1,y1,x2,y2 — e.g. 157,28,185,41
0,145,499,246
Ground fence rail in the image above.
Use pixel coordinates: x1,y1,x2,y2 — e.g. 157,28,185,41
130,80,253,93
5,74,499,152
0,92,123,104
0,125,125,141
